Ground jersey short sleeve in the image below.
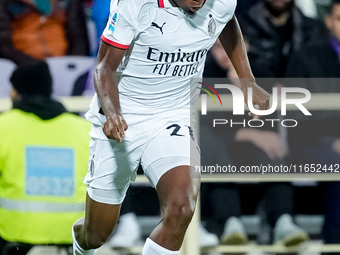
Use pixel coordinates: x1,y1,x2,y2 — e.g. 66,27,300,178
101,0,138,49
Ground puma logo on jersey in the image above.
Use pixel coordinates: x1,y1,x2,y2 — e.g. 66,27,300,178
151,22,166,34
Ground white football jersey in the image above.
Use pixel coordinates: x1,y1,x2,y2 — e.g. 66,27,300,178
86,0,236,126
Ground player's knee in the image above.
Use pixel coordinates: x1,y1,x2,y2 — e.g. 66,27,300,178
164,198,195,230
84,226,112,249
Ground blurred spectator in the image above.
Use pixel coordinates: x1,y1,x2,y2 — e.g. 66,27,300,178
295,0,318,18
315,0,333,22
0,0,90,66
286,0,340,247
201,39,309,246
91,0,110,51
286,0,340,77
82,0,99,57
238,0,321,78
235,0,259,17
0,62,90,255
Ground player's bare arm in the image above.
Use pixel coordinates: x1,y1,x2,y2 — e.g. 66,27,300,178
94,41,128,142
219,15,270,118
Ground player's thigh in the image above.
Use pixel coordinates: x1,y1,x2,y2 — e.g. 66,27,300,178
156,165,200,213
141,122,201,207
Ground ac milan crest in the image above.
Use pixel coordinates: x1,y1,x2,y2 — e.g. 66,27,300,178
208,14,216,37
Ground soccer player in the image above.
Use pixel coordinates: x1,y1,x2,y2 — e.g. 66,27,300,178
72,0,270,254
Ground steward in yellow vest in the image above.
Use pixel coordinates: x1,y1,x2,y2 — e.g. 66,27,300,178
0,61,91,254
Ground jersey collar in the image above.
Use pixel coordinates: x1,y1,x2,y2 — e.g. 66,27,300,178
158,0,174,8
158,0,206,9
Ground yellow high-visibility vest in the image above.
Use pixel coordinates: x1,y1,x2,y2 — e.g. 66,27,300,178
0,109,91,244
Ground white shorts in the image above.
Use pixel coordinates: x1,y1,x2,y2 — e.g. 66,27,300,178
84,112,201,204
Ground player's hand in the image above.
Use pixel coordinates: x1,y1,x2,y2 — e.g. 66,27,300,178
241,81,270,119
236,129,286,160
103,114,128,142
